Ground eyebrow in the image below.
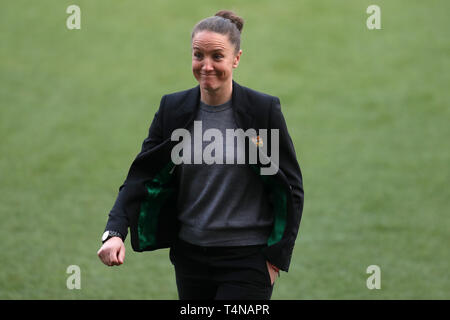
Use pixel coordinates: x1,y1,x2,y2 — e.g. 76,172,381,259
192,46,225,52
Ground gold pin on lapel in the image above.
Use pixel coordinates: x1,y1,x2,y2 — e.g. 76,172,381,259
251,135,264,147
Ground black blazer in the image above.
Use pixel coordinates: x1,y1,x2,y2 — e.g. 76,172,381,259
105,80,304,272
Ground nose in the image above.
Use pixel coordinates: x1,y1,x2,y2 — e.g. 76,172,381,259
202,58,214,72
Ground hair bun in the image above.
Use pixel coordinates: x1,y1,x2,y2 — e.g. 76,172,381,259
215,10,244,33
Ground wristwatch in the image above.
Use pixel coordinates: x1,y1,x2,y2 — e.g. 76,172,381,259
101,230,123,244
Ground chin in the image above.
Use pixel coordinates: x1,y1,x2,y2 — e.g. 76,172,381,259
200,79,220,91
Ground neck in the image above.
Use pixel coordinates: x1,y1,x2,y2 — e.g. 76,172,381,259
200,80,233,106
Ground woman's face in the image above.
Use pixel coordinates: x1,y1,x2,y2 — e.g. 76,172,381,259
192,31,242,92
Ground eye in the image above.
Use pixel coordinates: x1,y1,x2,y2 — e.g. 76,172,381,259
214,54,223,60
194,52,203,59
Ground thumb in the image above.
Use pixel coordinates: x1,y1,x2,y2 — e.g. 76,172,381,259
118,244,125,264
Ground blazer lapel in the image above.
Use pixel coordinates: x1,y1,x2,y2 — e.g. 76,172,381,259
170,84,201,132
232,80,255,131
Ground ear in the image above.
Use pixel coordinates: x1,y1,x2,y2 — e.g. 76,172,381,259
232,49,242,68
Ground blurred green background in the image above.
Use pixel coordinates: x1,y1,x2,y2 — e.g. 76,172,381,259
1,0,449,299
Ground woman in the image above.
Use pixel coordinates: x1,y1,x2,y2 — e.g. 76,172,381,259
97,10,304,300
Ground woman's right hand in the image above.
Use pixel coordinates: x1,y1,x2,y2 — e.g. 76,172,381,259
97,237,126,266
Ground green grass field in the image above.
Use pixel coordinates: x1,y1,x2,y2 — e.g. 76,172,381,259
1,0,449,299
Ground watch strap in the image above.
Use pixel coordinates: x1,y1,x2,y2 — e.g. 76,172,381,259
102,230,123,244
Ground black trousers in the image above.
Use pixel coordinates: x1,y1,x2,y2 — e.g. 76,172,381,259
169,238,274,300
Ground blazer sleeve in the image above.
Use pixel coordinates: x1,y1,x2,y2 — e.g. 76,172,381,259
103,95,166,240
268,96,304,271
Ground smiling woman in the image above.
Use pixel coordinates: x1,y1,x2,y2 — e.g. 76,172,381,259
98,9,304,301
191,12,243,106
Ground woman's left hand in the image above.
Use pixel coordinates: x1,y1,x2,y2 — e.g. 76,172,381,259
266,261,279,286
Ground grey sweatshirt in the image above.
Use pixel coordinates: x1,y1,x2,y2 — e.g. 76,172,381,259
174,98,273,246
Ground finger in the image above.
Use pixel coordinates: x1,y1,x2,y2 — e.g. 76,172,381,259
109,249,119,266
118,245,125,264
97,249,109,265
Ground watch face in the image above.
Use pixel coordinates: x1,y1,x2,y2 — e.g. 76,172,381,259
102,231,109,242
